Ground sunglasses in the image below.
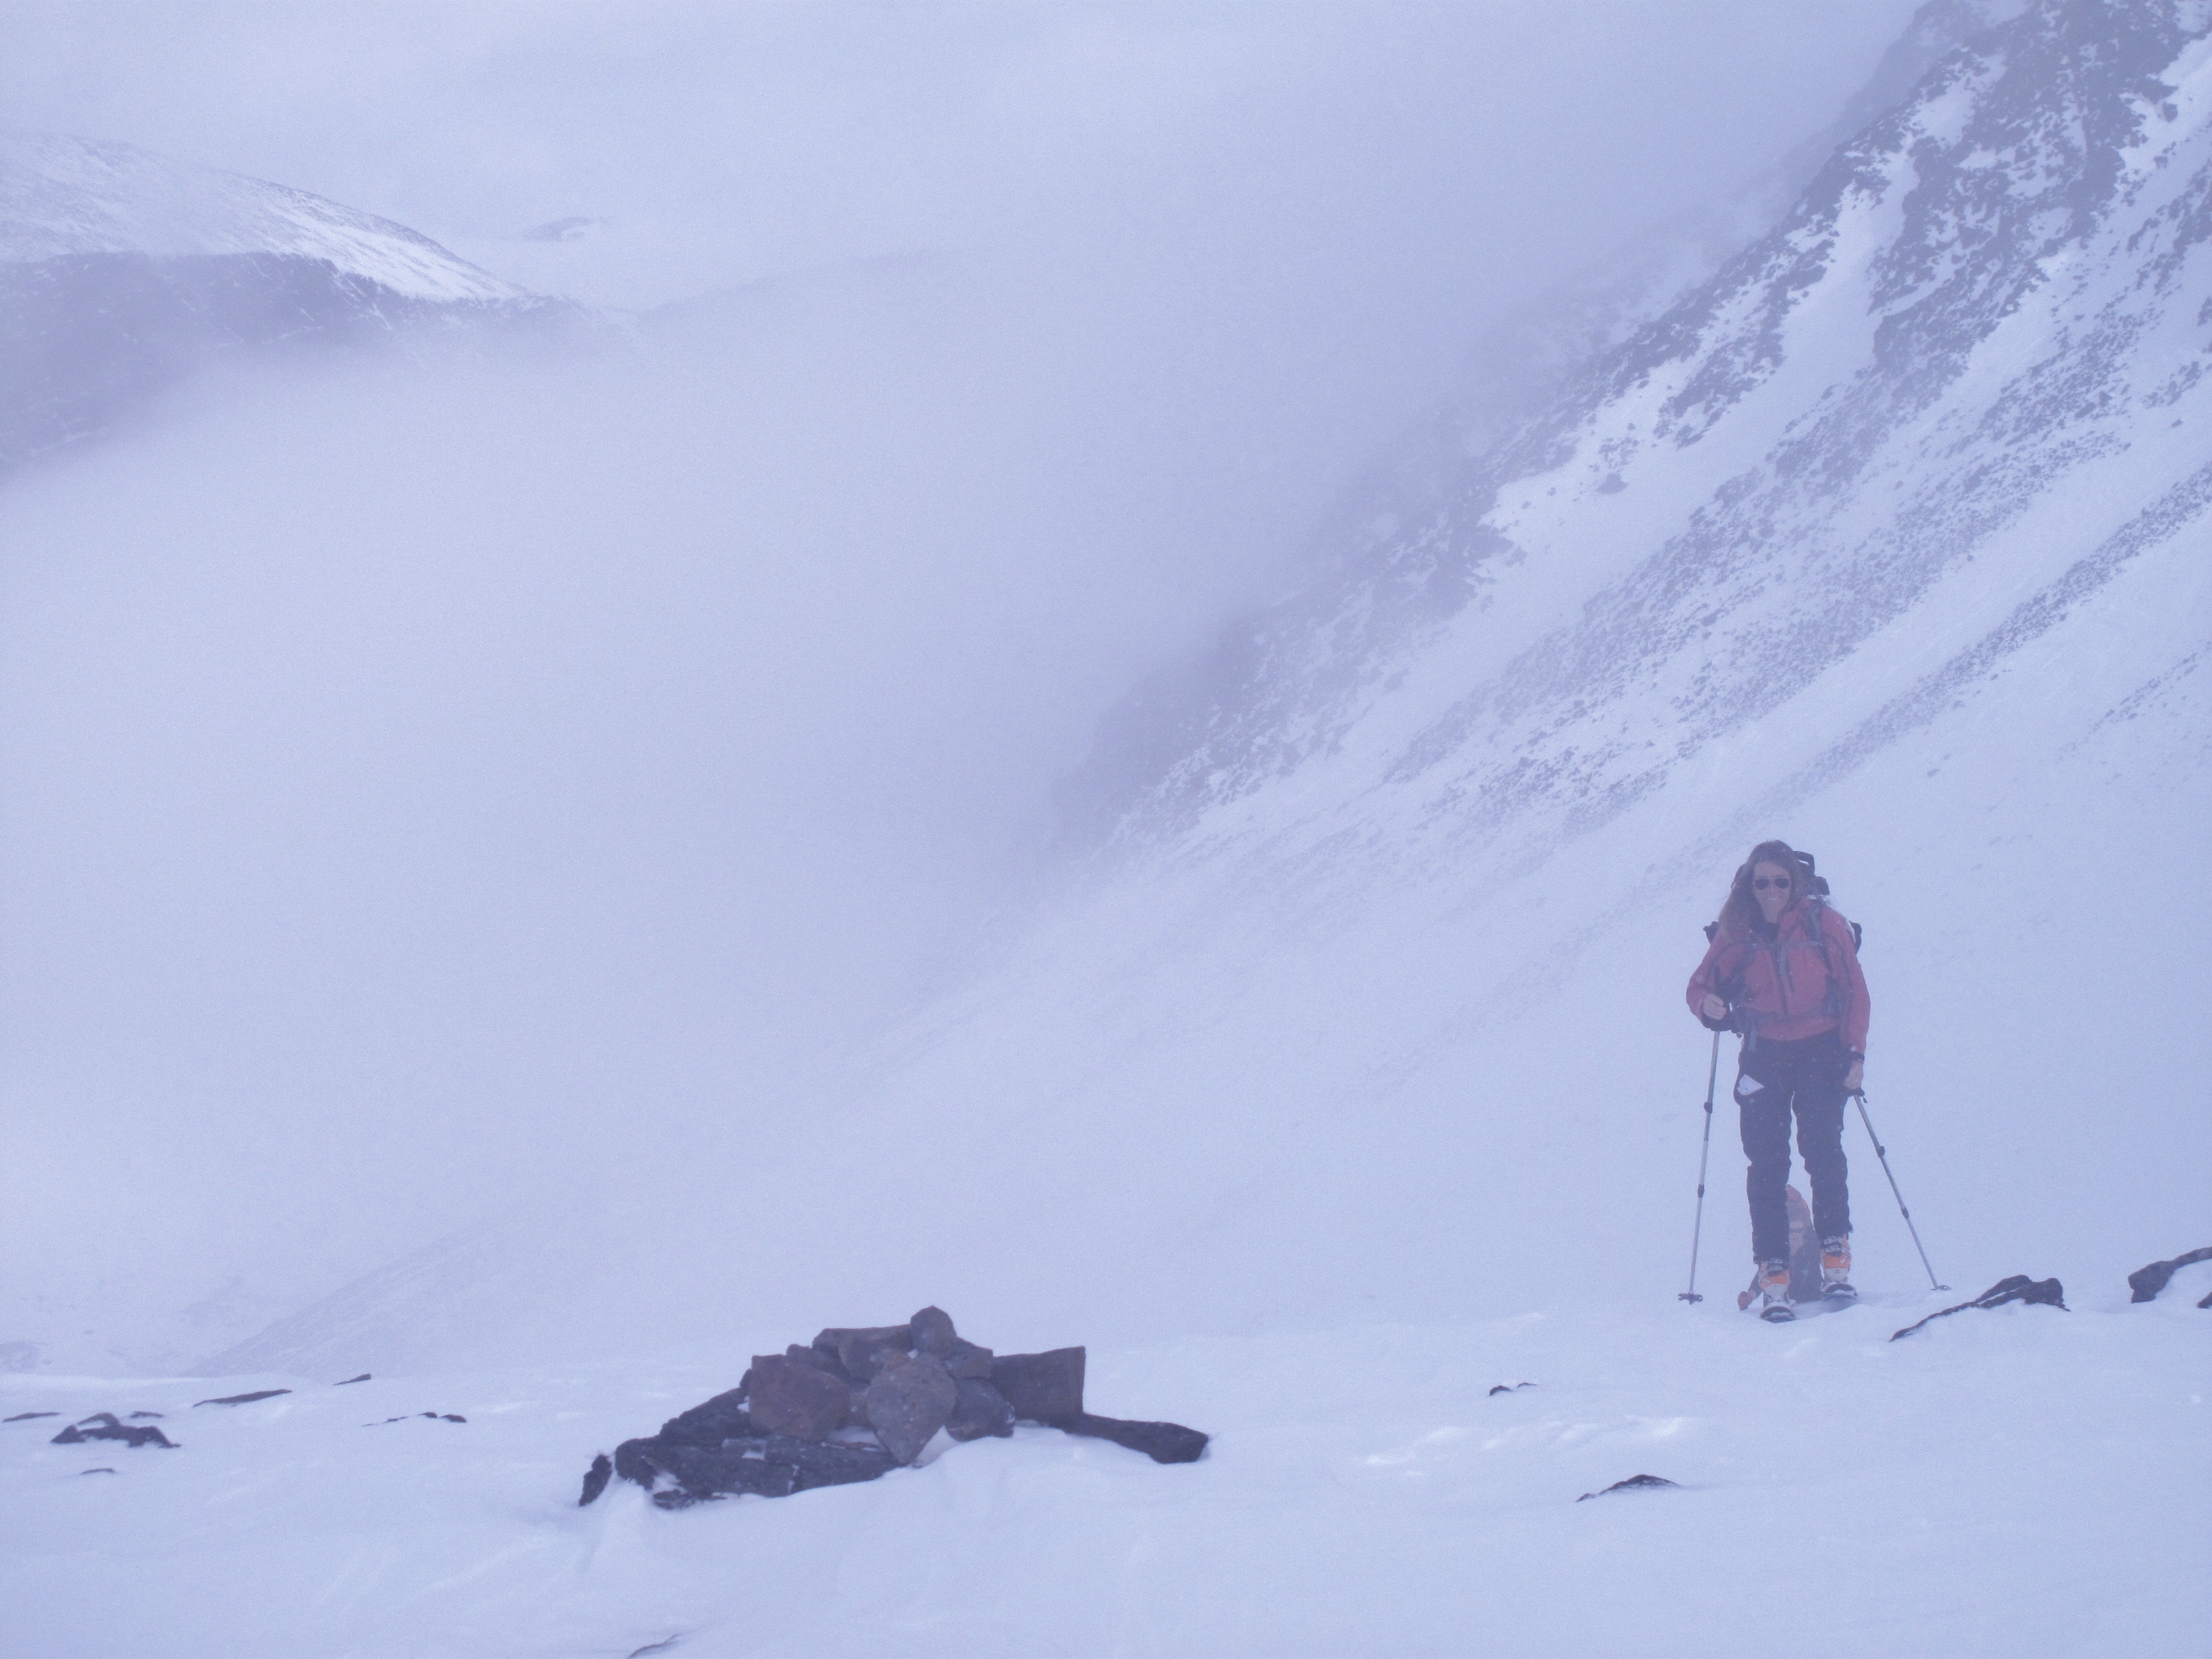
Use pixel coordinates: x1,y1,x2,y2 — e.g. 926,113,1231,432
1753,876,1793,890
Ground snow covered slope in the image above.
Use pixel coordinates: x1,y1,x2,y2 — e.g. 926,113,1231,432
5,1285,2206,1659
1067,0,2212,858
0,133,589,472
0,131,520,303
195,0,2211,1370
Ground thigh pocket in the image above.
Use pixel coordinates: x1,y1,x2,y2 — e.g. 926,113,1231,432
1733,1072,1768,1107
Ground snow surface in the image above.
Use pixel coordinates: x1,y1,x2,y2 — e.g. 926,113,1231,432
0,131,522,303
4,1281,2204,1658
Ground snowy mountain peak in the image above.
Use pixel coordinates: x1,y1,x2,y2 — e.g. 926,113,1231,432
0,131,521,303
1066,0,2212,870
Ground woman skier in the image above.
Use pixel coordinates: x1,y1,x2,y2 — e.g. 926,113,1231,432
1686,840,1869,1321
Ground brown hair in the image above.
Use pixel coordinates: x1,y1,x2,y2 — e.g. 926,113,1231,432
1716,839,1826,935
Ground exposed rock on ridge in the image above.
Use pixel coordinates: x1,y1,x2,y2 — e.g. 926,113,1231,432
1064,0,2212,879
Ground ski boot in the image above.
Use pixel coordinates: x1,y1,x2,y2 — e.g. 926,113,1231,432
1756,1260,1795,1322
1820,1237,1857,1304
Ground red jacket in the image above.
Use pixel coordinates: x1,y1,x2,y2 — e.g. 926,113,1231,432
1686,897,1870,1052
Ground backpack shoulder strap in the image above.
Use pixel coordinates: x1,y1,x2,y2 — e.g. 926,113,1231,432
1807,897,1864,953
1802,897,1854,1020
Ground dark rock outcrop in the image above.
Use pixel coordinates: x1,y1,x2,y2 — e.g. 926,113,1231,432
579,1452,613,1507
655,1386,757,1447
608,1431,898,1509
1062,1413,1208,1464
765,1434,900,1494
1579,1474,1679,1501
992,1347,1086,1425
194,1389,290,1407
2126,1246,2212,1303
636,1442,797,1507
1891,1274,2067,1340
51,1413,176,1448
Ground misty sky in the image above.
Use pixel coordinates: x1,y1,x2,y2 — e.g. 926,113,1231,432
8,4,1919,317
0,3,1930,1366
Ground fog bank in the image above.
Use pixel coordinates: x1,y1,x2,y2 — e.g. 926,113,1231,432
0,3,1924,1368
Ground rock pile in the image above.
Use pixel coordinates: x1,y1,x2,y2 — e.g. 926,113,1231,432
582,1306,1208,1510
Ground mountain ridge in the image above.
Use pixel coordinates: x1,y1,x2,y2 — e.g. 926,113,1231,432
1064,0,2210,870
1,131,520,302
0,132,598,475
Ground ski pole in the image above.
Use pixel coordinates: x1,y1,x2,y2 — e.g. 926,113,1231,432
1679,1029,1722,1303
1852,1089,1947,1292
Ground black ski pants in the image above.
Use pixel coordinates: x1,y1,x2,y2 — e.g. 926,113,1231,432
1735,1028,1852,1263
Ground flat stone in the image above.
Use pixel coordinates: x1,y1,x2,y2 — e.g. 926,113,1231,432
656,1386,757,1448
908,1306,958,1357
815,1324,913,1381
762,1433,898,1491
865,1349,958,1464
746,1355,851,1441
991,1347,1086,1425
785,1342,850,1381
945,1377,1014,1442
1062,1413,1207,1464
648,1441,797,1505
944,1339,995,1379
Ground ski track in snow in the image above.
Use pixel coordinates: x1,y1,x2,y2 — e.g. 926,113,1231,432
3,1285,2206,1659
